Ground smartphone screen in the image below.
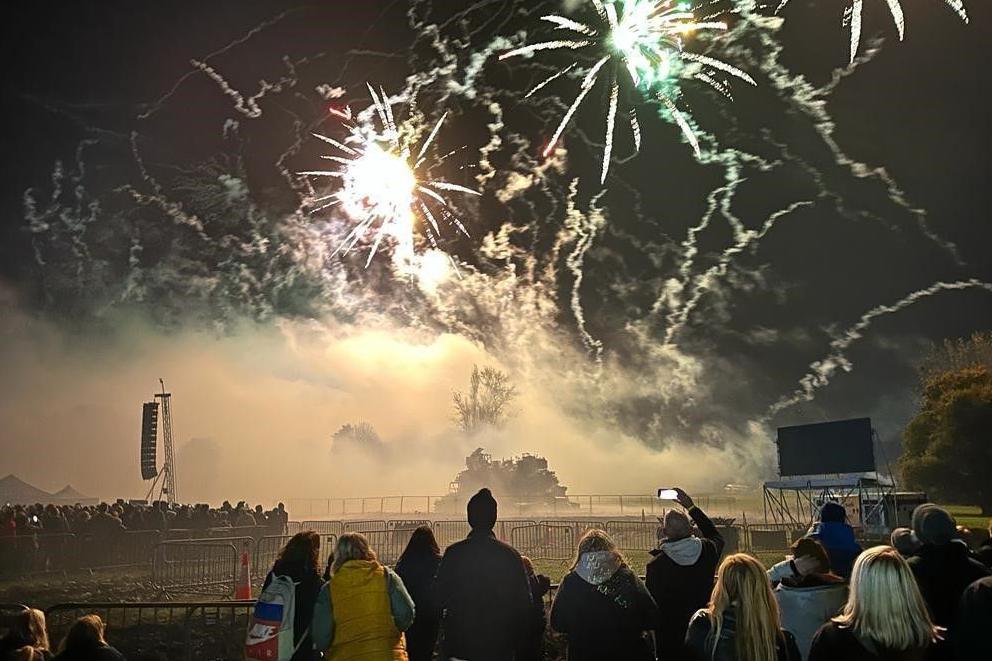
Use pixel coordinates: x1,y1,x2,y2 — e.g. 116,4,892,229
657,489,678,500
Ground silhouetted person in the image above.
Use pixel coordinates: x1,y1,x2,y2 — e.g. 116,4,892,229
261,531,323,661
518,556,551,661
53,615,125,661
646,487,724,661
806,502,861,580
395,526,443,661
954,575,992,660
0,608,51,660
906,504,989,637
550,530,658,661
434,488,532,661
890,527,921,559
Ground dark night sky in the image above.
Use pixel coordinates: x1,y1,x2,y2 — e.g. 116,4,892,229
0,0,990,495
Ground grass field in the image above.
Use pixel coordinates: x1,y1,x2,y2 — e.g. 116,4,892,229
943,504,990,531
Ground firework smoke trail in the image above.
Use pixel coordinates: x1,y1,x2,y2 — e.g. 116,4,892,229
662,199,815,345
776,0,967,64
764,279,992,420
745,12,965,265
299,86,479,266
499,0,756,183
563,181,608,362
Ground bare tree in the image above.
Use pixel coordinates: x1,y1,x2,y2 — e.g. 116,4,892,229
453,365,518,434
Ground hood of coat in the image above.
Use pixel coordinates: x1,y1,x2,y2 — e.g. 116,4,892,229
574,550,622,585
333,559,384,587
661,536,703,566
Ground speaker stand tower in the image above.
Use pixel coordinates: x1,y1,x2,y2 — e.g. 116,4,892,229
145,379,179,504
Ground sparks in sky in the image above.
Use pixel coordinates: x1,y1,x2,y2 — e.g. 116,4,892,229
775,0,969,64
499,0,755,183
300,85,479,266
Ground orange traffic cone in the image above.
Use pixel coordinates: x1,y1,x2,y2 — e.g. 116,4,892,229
235,548,252,600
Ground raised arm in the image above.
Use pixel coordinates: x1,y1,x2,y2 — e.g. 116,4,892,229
676,488,725,557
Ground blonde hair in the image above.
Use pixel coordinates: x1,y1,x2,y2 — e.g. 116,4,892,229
833,546,936,650
570,529,626,571
331,532,377,574
707,554,782,661
12,608,49,651
59,614,106,653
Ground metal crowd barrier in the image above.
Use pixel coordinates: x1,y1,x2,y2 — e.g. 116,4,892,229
605,521,659,551
365,529,414,566
45,600,254,661
510,524,575,561
431,520,470,548
342,520,388,533
152,540,243,596
495,519,537,543
300,520,344,536
253,533,338,578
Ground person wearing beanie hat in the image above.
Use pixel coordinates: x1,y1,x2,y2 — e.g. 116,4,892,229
433,489,532,661
906,503,989,635
806,502,862,579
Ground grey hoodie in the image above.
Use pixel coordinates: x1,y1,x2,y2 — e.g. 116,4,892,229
660,535,703,566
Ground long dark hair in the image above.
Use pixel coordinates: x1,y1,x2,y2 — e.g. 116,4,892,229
278,531,321,574
397,526,441,565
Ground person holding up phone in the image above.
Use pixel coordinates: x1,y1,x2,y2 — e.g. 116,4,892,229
646,487,725,661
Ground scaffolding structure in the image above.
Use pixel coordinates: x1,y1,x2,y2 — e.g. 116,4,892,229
762,472,896,534
145,379,179,504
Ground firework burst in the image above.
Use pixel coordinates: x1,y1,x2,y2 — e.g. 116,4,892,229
775,0,969,64
300,85,479,266
499,0,755,183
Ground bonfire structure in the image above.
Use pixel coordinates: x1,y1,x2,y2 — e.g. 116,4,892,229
436,448,575,514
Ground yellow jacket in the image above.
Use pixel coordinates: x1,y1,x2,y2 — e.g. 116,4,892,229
318,560,413,661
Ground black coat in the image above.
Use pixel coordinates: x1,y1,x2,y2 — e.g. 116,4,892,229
395,551,442,661
808,622,931,661
954,576,992,661
263,558,323,661
550,565,658,661
685,608,800,661
907,542,990,628
646,506,725,661
434,529,532,661
517,569,551,661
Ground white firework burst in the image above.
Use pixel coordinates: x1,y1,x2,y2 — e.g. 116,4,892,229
300,85,479,266
499,0,755,183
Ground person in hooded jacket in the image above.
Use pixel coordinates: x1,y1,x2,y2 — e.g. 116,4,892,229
261,531,324,661
772,538,847,660
905,504,989,645
311,532,415,661
808,546,940,661
646,487,725,661
806,502,861,580
685,553,800,661
394,526,442,661
550,529,659,661
433,488,532,661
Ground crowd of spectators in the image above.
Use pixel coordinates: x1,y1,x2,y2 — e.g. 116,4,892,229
0,500,289,539
3,489,992,661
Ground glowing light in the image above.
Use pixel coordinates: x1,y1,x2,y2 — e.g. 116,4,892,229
500,0,754,183
300,85,479,267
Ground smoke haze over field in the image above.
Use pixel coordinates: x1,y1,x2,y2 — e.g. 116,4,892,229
1,1,991,504
0,284,775,503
